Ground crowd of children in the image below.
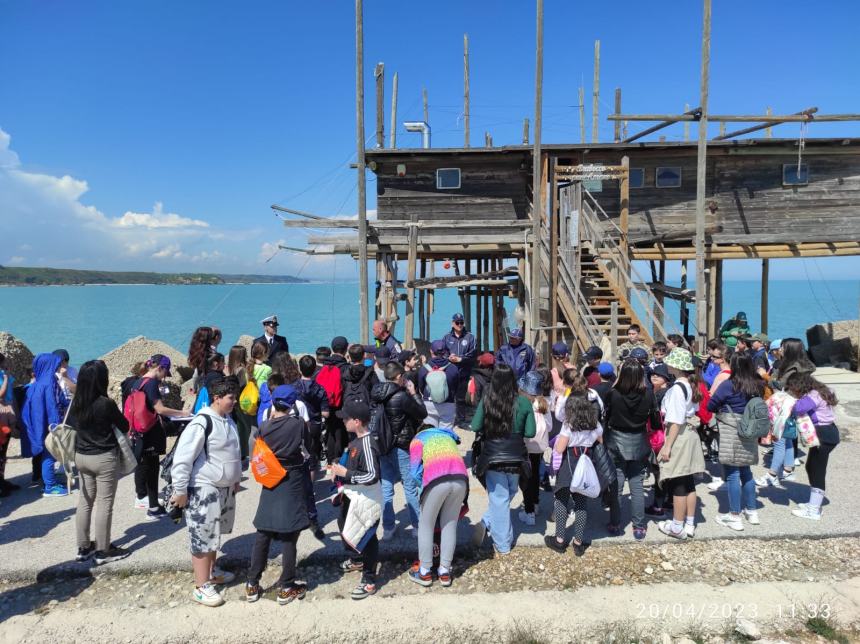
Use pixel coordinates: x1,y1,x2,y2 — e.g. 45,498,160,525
0,313,842,607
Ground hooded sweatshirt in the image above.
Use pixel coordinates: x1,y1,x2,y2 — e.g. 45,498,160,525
409,426,468,502
342,363,378,406
171,407,242,495
605,388,657,433
418,357,459,404
495,342,536,380
21,353,64,458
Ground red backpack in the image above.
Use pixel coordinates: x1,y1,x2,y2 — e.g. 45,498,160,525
315,364,344,409
123,378,158,433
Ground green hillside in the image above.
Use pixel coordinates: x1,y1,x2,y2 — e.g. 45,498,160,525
0,266,307,286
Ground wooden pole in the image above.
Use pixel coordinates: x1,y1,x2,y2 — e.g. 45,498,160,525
418,259,426,340
465,259,473,332
579,86,586,144
464,34,470,148
592,40,600,143
620,156,630,262
530,0,544,349
389,72,398,148
684,103,691,142
694,0,712,352
374,62,384,148
356,0,369,344
404,214,418,349
614,88,622,143
549,157,559,346
423,87,429,125
765,106,772,139
483,259,490,351
476,266,483,351
719,121,726,138
761,258,769,334
523,118,530,144
485,131,492,147
681,259,690,340
610,300,619,361
427,260,435,340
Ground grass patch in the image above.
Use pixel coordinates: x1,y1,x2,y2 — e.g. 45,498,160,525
806,616,850,644
505,621,549,644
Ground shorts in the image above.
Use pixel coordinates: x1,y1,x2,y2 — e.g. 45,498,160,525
184,485,236,555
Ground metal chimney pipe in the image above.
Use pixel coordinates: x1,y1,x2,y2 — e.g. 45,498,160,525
403,121,431,148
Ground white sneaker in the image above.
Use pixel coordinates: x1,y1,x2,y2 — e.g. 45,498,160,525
518,510,536,526
706,477,724,491
742,509,760,525
781,470,796,482
657,520,687,540
684,523,696,538
715,513,744,531
794,458,803,467
192,582,225,607
210,568,235,585
792,505,821,521
755,473,782,489
381,527,396,541
134,497,148,509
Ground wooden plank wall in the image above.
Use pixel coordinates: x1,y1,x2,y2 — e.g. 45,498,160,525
569,148,860,244
374,154,531,221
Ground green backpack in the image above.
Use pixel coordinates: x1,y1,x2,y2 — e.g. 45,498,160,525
738,397,770,439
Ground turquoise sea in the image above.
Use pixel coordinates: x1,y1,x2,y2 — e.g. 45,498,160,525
0,280,857,364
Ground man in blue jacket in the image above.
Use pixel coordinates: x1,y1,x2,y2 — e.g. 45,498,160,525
418,340,459,429
495,327,535,380
442,313,476,428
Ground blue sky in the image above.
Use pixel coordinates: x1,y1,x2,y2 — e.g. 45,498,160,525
1,0,859,280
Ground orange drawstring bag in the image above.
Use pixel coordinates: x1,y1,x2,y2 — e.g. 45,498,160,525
251,437,287,488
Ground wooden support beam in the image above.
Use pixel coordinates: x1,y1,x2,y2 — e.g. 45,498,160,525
418,259,426,340
629,225,723,246
483,258,490,351
355,0,369,344
422,87,429,125
579,86,586,144
404,216,418,349
390,72,398,148
619,156,630,260
761,258,769,334
610,112,860,122
523,118,530,144
464,34,470,148
410,266,517,288
634,281,695,302
622,106,702,144
694,0,712,351
282,219,359,228
374,62,384,148
464,258,473,331
271,204,326,220
713,107,818,141
614,88,622,143
549,157,559,346
426,260,434,341
592,39,600,143
530,0,544,349
684,103,691,142
680,260,690,340
765,106,772,139
630,241,860,261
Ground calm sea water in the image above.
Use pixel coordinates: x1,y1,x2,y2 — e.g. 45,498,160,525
0,280,857,364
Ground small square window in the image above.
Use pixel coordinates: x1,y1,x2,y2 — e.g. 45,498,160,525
583,179,603,193
436,168,461,189
629,168,645,188
783,163,808,186
656,166,682,188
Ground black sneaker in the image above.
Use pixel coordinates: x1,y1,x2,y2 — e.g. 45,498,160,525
145,506,168,522
339,559,364,573
310,521,326,540
572,541,589,557
351,581,377,600
76,541,96,562
94,545,131,565
544,535,567,553
644,505,666,518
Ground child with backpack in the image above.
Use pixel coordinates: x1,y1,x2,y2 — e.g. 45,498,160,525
245,385,312,605
249,342,272,390
545,395,603,557
327,400,382,600
418,340,459,429
169,378,242,607
316,336,350,465
786,373,840,521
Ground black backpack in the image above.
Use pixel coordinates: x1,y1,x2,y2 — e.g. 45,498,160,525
343,369,373,407
369,401,396,456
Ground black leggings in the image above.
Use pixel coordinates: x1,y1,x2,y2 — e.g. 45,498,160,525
806,443,837,490
134,453,160,508
326,418,349,464
338,496,379,583
247,530,299,587
553,488,588,544
518,453,542,513
665,474,696,497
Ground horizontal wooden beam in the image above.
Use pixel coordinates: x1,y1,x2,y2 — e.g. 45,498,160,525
634,282,695,302
608,113,860,123
630,241,860,260
623,106,701,144
629,225,722,246
271,205,327,220
283,219,359,228
408,266,517,288
414,279,513,290
285,219,534,230
712,107,818,141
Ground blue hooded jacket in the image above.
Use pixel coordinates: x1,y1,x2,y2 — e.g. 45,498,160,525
495,342,536,380
21,353,64,458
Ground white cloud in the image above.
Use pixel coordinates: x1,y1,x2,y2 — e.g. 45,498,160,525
7,256,25,264
115,202,209,230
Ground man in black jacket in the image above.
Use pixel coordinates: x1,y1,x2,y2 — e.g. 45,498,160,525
370,360,427,541
255,315,289,364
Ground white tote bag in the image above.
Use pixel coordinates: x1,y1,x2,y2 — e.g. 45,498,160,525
569,453,601,498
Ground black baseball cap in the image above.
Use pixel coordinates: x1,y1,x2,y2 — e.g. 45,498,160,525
337,400,371,424
331,336,349,353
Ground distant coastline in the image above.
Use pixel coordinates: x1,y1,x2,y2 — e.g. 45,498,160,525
0,266,308,287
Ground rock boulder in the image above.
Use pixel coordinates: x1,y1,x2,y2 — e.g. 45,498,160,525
0,332,35,382
99,336,188,408
806,320,858,370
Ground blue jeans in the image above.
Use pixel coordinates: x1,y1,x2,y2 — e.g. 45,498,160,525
42,451,58,491
482,469,519,554
770,436,794,476
380,448,421,531
723,465,756,514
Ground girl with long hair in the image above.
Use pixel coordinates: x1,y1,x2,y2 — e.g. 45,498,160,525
516,370,550,525
70,360,131,564
786,372,840,521
771,338,815,390
656,348,706,540
604,359,658,540
248,341,272,389
470,364,535,554
707,353,765,531
225,345,252,465
188,327,214,393
272,353,302,386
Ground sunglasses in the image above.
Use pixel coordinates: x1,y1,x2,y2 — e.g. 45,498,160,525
453,320,464,325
